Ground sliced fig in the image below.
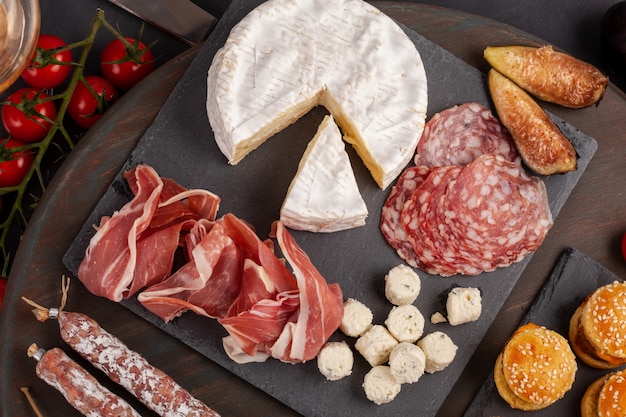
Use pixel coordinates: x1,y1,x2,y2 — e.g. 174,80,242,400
488,69,577,175
484,45,608,108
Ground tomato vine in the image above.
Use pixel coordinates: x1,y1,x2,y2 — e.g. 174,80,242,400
0,9,155,276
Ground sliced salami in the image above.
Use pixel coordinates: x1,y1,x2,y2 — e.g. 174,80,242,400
388,155,552,276
380,165,433,269
400,165,485,276
415,102,519,167
442,154,552,272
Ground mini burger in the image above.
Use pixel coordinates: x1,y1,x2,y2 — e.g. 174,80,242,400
494,323,577,411
581,369,626,417
569,280,626,369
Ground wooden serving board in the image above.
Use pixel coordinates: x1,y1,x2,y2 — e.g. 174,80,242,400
61,1,595,417
3,2,626,417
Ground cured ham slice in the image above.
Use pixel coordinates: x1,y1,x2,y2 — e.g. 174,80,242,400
415,102,519,167
137,221,242,321
220,220,344,364
78,164,343,365
271,221,344,362
78,165,164,302
78,165,221,301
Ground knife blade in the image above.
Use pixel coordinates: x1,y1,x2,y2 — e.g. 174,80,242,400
107,0,218,46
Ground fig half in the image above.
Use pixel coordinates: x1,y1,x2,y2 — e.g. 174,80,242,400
484,45,608,108
488,69,577,176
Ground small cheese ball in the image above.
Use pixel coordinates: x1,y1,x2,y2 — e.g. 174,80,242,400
355,325,398,367
417,331,458,373
446,287,482,326
317,341,354,381
362,365,401,405
340,298,373,337
384,304,425,343
388,342,426,384
384,264,421,305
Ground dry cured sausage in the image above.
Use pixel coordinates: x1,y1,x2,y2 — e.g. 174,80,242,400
28,344,141,417
57,311,220,417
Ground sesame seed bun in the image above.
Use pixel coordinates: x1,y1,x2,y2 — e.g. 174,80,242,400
494,323,577,410
569,281,626,369
581,369,626,417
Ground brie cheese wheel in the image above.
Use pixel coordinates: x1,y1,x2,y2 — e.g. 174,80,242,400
206,0,428,189
280,115,367,232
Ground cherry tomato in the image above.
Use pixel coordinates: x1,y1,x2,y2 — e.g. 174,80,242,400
2,88,57,142
67,76,118,129
100,37,155,91
621,232,626,262
0,277,7,312
0,138,34,187
21,34,73,89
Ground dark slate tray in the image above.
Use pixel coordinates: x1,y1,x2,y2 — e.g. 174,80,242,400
63,1,598,416
464,247,625,417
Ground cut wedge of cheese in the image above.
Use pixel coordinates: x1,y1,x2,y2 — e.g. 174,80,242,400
206,0,428,189
280,115,367,233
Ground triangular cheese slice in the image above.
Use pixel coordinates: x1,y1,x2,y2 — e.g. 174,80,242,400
280,115,367,233
206,0,428,189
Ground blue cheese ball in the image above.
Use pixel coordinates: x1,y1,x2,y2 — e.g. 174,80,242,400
355,325,399,366
384,304,425,343
446,287,482,326
317,341,354,381
340,298,374,337
388,342,426,384
385,264,421,305
362,365,401,405
417,331,458,373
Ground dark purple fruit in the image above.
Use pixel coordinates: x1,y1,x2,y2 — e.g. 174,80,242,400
602,1,626,76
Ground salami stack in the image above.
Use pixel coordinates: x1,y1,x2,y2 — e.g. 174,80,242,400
381,103,553,277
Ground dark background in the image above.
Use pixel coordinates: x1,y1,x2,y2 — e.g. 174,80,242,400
35,0,626,90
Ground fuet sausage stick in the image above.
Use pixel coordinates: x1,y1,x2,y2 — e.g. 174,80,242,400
23,277,220,417
27,344,142,417
56,311,220,417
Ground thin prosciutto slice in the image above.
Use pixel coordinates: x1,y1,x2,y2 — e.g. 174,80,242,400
271,221,344,362
137,221,241,321
78,164,220,301
78,165,164,302
78,164,344,365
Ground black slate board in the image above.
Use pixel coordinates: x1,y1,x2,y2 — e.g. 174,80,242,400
464,247,625,417
63,1,598,416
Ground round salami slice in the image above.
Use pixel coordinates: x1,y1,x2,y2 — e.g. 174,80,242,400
400,166,472,276
443,154,553,272
415,102,520,167
380,165,432,269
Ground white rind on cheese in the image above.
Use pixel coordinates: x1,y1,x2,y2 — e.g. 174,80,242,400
340,298,374,338
384,304,425,343
388,342,426,384
446,287,482,326
280,115,368,232
417,331,458,373
317,341,354,381
385,264,422,306
355,325,398,367
362,365,401,405
206,0,428,189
